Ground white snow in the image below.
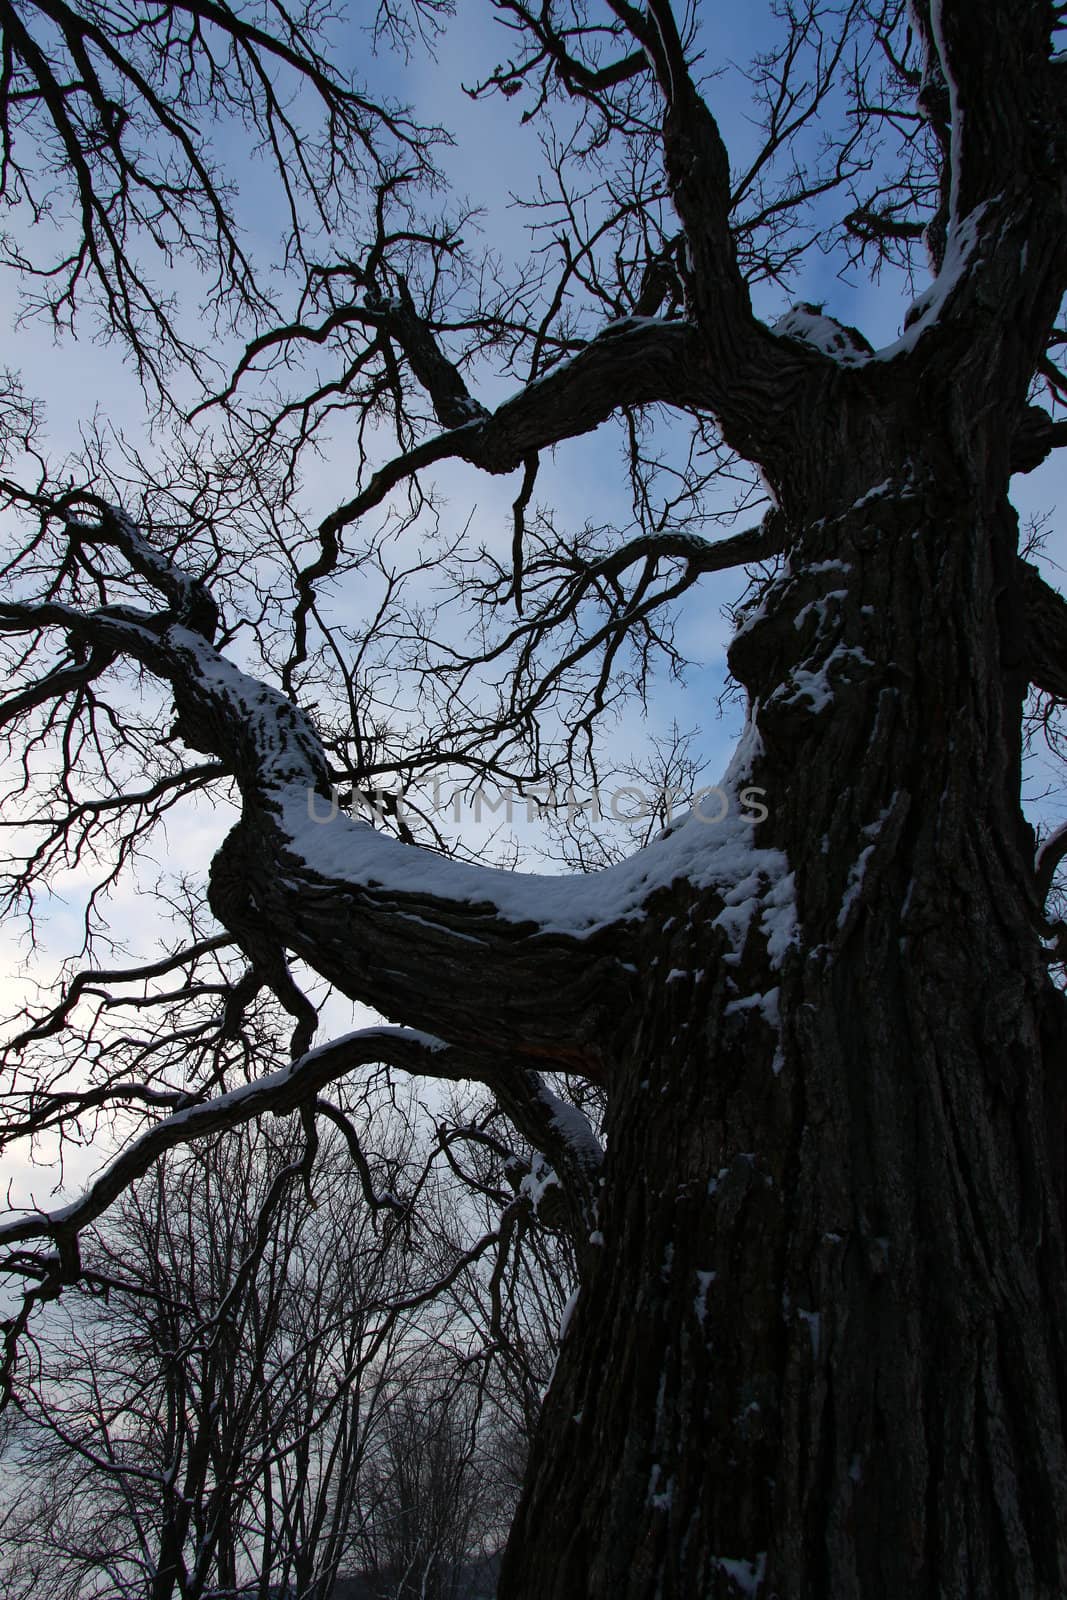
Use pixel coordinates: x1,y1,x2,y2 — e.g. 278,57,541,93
928,0,961,223
519,1156,561,1214
537,1085,603,1167
793,590,849,633
715,1552,767,1595
780,663,835,713
276,719,798,971
694,1269,717,1325
772,188,989,367
771,644,872,717
874,203,990,359
772,307,868,365
558,1286,580,1342
850,479,892,509
837,844,876,930
0,1023,448,1247
838,803,899,928
723,987,780,1024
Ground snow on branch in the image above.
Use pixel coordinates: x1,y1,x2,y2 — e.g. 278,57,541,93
0,1026,461,1257
2,507,794,1069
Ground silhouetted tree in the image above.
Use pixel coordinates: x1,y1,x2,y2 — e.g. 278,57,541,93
1,2,1067,1594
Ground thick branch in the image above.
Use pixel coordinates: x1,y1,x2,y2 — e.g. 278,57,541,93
475,0,648,101
0,1027,478,1256
1,586,633,1070
288,315,707,690
615,0,808,464
318,315,706,542
0,514,785,1091
917,0,1065,220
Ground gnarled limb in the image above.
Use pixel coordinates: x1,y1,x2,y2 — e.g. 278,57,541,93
318,314,708,542
1012,405,1067,475
0,1026,484,1257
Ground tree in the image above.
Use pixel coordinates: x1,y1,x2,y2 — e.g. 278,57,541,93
0,1122,427,1600
352,1371,508,1600
0,1094,566,1599
1,1,1067,1595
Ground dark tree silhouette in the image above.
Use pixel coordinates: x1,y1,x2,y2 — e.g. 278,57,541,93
2,1,1067,1595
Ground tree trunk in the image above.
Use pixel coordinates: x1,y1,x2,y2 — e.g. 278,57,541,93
500,408,1067,1596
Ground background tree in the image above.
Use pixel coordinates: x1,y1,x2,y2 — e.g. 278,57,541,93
0,2,1066,1597
352,1372,508,1600
0,1081,574,1598
0,1122,425,1599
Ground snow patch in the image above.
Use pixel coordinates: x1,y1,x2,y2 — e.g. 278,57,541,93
558,1287,580,1342
837,844,876,929
850,478,893,509
768,192,988,369
715,1552,767,1595
723,987,780,1024
772,644,872,716
694,1269,717,1325
519,1157,561,1214
772,306,869,365
875,203,990,359
793,589,849,633
537,1085,603,1168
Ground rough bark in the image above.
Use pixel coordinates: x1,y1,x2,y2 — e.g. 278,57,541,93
499,371,1067,1596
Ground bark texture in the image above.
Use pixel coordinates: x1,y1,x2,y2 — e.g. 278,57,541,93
499,375,1067,1594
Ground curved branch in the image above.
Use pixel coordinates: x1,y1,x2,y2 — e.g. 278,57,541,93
0,1026,472,1256
288,316,707,689
319,316,706,542
614,0,807,461
1,512,788,1100
6,935,233,1051
0,645,115,734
